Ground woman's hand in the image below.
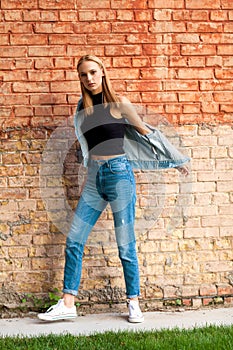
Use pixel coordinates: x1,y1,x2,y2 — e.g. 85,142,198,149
176,165,190,176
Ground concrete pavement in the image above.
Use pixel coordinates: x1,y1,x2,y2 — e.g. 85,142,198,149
0,307,233,337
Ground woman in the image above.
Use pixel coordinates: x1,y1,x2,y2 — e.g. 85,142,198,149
38,55,189,323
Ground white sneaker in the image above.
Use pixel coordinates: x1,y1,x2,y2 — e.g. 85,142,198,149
37,299,77,321
128,300,144,323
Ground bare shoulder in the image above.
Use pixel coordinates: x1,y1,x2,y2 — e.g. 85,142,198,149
118,95,131,104
117,95,134,113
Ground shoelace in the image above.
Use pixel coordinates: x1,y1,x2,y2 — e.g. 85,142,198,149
45,300,63,313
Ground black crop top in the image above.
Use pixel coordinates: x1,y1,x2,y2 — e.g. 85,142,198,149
80,93,125,156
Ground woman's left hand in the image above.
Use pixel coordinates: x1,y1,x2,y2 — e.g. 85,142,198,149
176,165,190,176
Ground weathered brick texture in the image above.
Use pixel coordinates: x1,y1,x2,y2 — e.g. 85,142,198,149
0,0,233,313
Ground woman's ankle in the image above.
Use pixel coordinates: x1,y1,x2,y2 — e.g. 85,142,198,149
63,293,75,308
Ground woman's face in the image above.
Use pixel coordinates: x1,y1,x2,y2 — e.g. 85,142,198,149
78,60,104,94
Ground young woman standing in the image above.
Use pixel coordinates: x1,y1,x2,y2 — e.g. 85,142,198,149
38,55,189,323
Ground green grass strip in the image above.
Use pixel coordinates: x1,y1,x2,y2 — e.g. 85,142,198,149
0,324,232,350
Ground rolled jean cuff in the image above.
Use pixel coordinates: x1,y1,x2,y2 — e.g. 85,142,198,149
127,293,140,299
62,288,78,296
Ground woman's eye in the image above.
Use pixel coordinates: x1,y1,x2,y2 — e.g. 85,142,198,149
90,70,96,75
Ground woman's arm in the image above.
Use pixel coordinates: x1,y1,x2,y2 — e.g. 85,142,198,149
118,96,151,135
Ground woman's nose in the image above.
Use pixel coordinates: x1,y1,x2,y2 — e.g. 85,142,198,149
86,73,92,81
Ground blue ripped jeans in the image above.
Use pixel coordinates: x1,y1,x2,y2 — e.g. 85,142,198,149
63,155,140,299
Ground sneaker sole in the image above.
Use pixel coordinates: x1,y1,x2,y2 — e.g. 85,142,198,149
128,316,144,323
38,314,77,321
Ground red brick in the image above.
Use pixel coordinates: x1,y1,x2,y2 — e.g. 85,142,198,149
172,10,191,21
28,46,66,57
50,81,80,93
170,57,188,67
59,10,78,21
14,107,33,117
202,298,214,306
165,104,182,113
4,10,22,21
188,57,205,67
149,22,186,33
10,34,48,45
135,10,153,21
78,10,96,21
97,10,116,21
35,58,54,69
178,68,213,79
116,10,134,21
0,35,9,45
143,44,180,56
214,92,233,102
0,22,32,33
164,33,199,43
108,68,139,80
127,81,161,91
191,10,209,20
200,80,233,91
220,104,233,112
54,58,74,69
0,94,29,105
1,46,27,57
230,11,233,20
215,68,233,79
183,104,200,113
30,94,67,105
1,0,38,9
206,56,223,67
210,10,228,21
187,22,223,32
181,44,216,56
150,56,168,66
112,22,148,33
180,93,213,105
164,80,198,90
112,57,132,67
38,0,75,9
74,22,111,33
218,45,233,55
13,82,49,93
87,34,126,45
221,0,233,9
148,0,184,8
111,0,147,9
15,59,34,69
186,0,221,9
67,45,104,57
141,92,177,103
78,0,110,8
105,45,141,56
153,9,172,21
34,23,74,33
49,34,86,45
141,67,176,79
201,33,233,44
28,70,65,81
127,34,162,44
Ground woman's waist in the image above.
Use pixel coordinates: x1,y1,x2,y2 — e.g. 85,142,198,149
90,153,125,161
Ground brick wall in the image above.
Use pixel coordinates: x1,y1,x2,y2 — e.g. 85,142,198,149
0,0,233,314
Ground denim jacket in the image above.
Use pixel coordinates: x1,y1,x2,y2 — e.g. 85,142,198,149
74,99,190,170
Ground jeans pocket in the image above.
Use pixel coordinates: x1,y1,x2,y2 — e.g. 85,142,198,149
109,161,128,174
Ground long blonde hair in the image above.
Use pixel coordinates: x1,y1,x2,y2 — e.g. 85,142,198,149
77,55,119,115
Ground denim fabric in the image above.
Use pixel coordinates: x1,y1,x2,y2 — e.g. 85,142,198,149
63,155,140,298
